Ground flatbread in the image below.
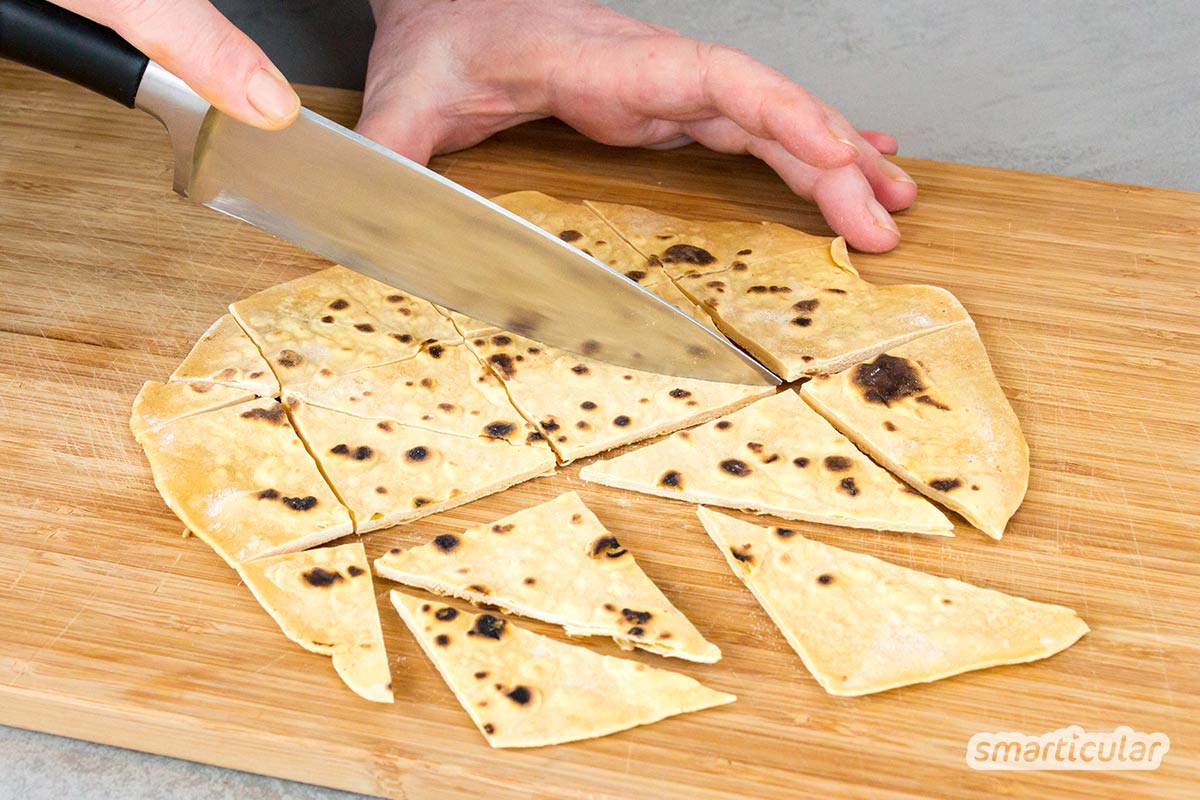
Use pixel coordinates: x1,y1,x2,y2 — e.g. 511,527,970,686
237,543,393,703
587,200,830,281
138,397,353,565
672,237,970,379
580,391,952,535
391,591,735,748
169,314,280,396
286,397,555,533
230,266,460,387
130,380,254,440
375,492,719,662
465,330,772,463
697,507,1088,695
283,341,540,444
801,321,1028,538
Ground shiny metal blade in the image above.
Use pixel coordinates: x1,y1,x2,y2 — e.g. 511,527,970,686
185,108,779,386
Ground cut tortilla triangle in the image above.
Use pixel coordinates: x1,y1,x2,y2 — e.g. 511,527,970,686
374,491,719,662
169,314,280,397
580,390,952,535
283,341,541,445
130,380,254,440
801,321,1028,538
391,590,735,748
238,543,393,703
286,397,555,533
465,330,772,464
137,397,353,566
697,507,1088,696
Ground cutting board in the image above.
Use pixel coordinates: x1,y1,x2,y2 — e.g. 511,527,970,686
1,61,1196,799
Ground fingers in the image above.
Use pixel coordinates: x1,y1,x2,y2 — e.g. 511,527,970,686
59,0,299,129
858,129,898,155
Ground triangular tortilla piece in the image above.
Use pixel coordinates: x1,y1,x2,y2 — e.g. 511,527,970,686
130,380,254,440
586,200,830,281
465,331,772,463
283,342,541,445
286,398,555,533
230,266,460,387
375,492,719,662
697,507,1088,696
391,591,734,748
137,398,353,565
169,314,280,396
580,391,952,535
237,543,393,703
801,322,1028,538
673,237,971,380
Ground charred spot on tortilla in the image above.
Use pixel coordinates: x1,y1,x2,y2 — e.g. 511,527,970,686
823,456,852,472
669,389,692,399
427,344,445,359
413,497,433,508
435,606,458,621
715,421,732,431
746,442,764,453
575,420,591,431
354,323,375,333
817,573,835,585
839,477,860,496
331,443,374,461
625,269,647,282
580,401,597,410
484,421,517,438
240,404,287,425
793,457,809,468
390,332,413,344
853,354,926,406
319,315,334,324
540,418,560,432
257,488,280,500
590,535,627,559
469,614,507,640
719,459,752,477
347,565,365,577
775,528,797,539
916,394,952,411
929,478,964,492
659,470,683,489
328,298,350,310
730,545,754,564
420,377,434,388
558,229,583,242
474,670,489,679
622,609,652,624
523,576,536,585
434,534,460,552
468,584,490,595
434,634,451,647
302,567,343,587
571,364,590,375
376,421,393,432
491,523,515,534
627,626,645,637
505,686,532,705
281,495,318,511
613,415,631,427
488,353,516,378
661,244,716,266
526,430,545,443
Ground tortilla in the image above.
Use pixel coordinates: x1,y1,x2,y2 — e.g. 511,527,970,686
697,507,1088,695
286,397,555,533
580,391,952,535
672,237,970,380
465,330,773,463
375,492,719,662
169,314,280,396
586,200,830,281
230,266,460,387
391,591,735,748
237,543,393,703
130,380,254,440
283,341,539,444
801,321,1028,538
137,397,353,566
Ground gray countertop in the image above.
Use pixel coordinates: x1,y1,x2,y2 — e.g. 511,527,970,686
5,2,1197,799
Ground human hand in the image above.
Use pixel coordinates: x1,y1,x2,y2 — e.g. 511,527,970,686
52,0,299,129
360,0,914,252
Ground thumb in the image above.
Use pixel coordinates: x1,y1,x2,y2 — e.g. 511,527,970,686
56,0,300,129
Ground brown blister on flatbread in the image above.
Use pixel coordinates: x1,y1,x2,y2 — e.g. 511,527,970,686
230,266,460,387
169,314,280,397
801,321,1028,538
464,330,772,463
673,238,971,380
237,543,392,703
580,391,952,535
137,397,353,565
391,590,735,748
283,341,539,444
375,492,719,662
586,200,831,282
697,507,1087,695
130,380,255,441
287,398,555,533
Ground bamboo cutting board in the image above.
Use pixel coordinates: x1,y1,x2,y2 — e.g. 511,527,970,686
1,61,1197,799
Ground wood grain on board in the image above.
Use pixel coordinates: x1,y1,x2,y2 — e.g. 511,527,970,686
1,61,1197,799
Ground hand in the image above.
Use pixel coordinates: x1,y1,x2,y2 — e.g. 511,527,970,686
53,0,300,129
360,0,915,252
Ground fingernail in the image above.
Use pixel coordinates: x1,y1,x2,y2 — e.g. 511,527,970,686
881,160,916,185
247,66,300,125
866,197,900,236
835,136,860,156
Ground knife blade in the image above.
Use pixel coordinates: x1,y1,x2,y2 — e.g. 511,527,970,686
1,3,778,385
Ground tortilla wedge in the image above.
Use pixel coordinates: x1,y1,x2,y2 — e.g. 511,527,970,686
169,314,280,396
130,380,254,441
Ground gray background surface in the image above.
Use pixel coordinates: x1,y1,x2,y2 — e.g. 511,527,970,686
5,2,1197,799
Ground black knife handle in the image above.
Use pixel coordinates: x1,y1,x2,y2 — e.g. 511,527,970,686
0,0,148,107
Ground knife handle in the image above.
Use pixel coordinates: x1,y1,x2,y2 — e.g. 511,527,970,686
0,0,148,107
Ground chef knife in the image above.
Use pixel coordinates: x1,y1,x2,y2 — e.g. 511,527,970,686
0,0,780,386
